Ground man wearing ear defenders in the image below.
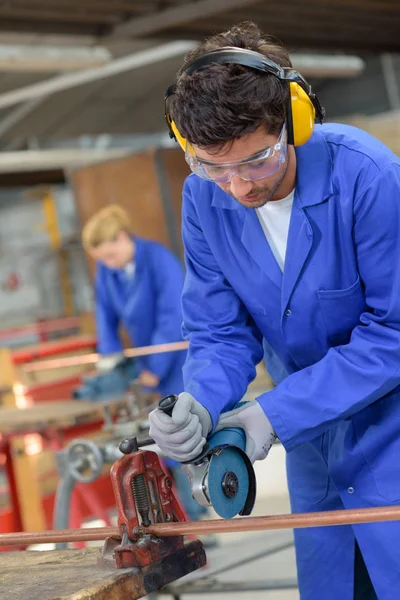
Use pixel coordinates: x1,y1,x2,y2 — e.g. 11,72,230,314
149,21,400,599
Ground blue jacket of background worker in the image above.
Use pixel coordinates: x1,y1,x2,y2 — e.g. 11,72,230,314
95,236,186,397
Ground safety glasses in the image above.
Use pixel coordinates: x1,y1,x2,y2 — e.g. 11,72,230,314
185,125,287,184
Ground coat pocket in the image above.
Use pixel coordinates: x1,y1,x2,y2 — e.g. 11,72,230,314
353,391,400,502
286,437,330,507
317,275,367,346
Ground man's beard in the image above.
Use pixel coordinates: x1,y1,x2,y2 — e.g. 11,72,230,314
230,156,290,208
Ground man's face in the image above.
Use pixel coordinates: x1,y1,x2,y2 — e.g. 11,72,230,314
192,125,294,209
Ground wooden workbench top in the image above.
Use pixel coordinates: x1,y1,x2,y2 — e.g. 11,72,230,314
0,547,132,599
0,541,206,599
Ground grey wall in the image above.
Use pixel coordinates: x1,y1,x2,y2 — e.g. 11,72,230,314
0,185,92,329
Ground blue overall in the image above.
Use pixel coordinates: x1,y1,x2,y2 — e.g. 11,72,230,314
95,237,186,398
181,123,400,599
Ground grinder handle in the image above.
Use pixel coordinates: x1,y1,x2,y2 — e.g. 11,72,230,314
157,396,248,463
158,394,211,464
158,394,178,417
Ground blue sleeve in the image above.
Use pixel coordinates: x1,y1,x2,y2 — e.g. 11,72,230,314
181,181,264,429
146,245,186,380
95,267,123,355
260,164,400,452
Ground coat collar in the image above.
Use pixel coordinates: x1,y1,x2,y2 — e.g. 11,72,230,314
132,235,144,267
295,125,333,207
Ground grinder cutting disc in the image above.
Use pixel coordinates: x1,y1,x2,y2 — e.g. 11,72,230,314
207,446,250,518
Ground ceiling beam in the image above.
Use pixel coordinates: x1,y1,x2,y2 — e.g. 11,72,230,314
0,40,196,111
0,44,111,72
0,147,134,173
0,32,97,46
291,54,365,78
109,0,260,39
0,98,45,139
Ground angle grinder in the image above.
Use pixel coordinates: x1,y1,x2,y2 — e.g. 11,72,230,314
158,395,256,519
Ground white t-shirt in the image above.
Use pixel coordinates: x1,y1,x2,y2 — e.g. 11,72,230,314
124,261,136,279
255,189,295,271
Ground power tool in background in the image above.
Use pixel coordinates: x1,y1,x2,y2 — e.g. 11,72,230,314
158,394,256,519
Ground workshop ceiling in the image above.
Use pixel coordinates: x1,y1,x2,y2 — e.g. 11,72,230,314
0,0,396,144
0,0,396,52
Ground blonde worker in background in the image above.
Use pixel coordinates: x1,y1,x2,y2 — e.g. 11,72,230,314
82,204,186,395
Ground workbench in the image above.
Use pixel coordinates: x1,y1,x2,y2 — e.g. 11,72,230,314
0,530,297,599
0,542,205,600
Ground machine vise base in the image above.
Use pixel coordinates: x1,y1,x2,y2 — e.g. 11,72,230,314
99,538,206,597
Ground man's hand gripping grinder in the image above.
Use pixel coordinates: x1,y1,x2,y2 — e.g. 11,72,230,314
159,395,256,518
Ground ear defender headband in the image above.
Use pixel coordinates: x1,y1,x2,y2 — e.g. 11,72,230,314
165,47,325,149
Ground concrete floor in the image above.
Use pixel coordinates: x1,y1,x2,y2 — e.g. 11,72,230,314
165,528,298,600
165,513,298,600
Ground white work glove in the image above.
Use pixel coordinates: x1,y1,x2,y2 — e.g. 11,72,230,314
149,392,212,462
214,401,276,463
97,352,124,372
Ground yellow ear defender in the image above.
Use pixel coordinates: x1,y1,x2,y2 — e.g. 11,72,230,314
165,47,325,149
169,117,188,152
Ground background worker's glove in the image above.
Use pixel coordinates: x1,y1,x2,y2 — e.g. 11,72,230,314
72,355,138,401
149,392,212,462
96,352,125,372
214,401,276,463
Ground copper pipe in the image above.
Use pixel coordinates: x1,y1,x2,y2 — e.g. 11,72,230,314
0,526,118,547
23,341,189,373
2,505,400,547
140,504,400,537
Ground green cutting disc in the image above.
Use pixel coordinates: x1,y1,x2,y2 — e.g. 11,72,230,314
207,446,249,518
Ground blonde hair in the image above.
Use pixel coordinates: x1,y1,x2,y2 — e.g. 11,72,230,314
82,204,133,250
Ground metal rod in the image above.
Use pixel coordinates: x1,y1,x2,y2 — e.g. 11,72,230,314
23,340,189,373
2,505,400,547
137,438,157,448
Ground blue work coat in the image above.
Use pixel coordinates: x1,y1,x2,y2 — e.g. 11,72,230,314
95,237,186,397
181,123,400,599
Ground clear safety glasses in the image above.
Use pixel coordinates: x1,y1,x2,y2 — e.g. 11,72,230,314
185,125,287,184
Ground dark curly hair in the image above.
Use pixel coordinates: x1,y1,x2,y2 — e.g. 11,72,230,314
170,22,292,150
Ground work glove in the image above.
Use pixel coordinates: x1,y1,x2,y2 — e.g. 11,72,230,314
149,392,212,462
97,352,124,372
214,401,276,463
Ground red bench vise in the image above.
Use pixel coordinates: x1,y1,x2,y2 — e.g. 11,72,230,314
99,436,206,595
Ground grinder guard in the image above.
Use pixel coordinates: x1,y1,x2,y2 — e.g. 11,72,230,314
183,427,256,518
